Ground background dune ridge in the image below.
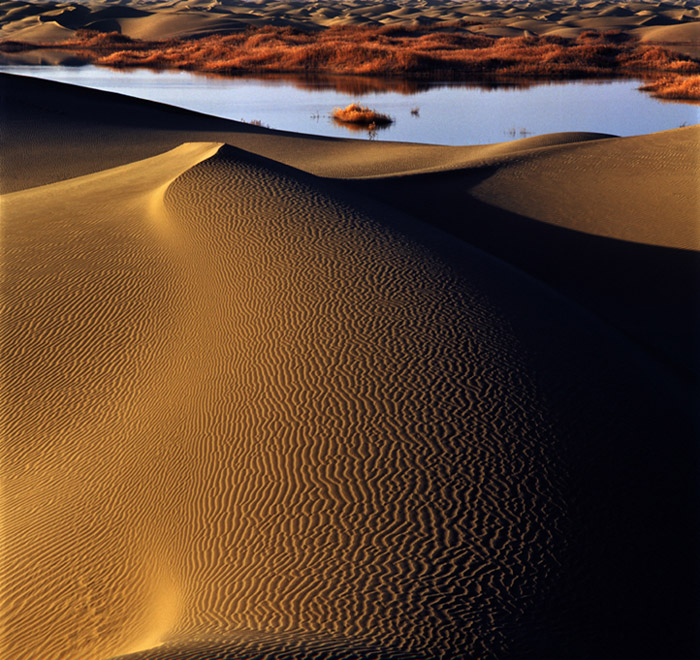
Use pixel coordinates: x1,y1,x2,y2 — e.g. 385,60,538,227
3,134,697,659
1,0,699,46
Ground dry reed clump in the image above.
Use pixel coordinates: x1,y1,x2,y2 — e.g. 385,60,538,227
640,74,700,101
4,26,700,98
332,103,393,126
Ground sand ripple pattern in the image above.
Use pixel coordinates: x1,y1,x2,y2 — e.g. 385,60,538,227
151,148,571,657
2,143,687,660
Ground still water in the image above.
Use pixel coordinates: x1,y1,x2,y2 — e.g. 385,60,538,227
2,64,698,145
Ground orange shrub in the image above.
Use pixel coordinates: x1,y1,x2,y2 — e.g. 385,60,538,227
332,103,393,125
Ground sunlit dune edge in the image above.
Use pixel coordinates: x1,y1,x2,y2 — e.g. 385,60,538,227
1,71,698,660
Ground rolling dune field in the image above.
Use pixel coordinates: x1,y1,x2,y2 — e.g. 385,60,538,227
1,0,700,45
1,59,699,660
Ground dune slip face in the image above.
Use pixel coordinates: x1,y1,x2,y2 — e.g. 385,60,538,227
2,125,698,660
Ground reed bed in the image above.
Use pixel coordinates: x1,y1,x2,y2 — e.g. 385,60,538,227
3,25,699,99
640,73,700,100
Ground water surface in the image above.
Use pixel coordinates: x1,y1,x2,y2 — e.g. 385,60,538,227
2,64,698,144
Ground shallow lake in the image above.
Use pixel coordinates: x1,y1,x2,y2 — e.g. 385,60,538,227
2,64,698,145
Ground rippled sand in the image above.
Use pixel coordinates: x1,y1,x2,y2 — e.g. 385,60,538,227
1,74,698,660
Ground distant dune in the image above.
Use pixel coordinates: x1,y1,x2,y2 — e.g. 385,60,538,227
1,48,698,660
1,0,700,44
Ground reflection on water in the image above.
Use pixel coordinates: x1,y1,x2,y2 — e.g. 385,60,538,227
1,62,698,145
229,72,546,96
332,117,393,138
248,73,433,96
267,72,572,96
504,126,533,139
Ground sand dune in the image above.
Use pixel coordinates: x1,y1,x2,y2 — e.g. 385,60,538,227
2,72,697,377
387,127,700,250
1,73,698,660
0,74,617,192
2,0,700,44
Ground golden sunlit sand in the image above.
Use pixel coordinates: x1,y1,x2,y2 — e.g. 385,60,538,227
1,3,699,659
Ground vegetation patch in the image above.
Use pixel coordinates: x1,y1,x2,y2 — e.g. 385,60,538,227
332,103,393,126
2,25,700,100
640,74,700,101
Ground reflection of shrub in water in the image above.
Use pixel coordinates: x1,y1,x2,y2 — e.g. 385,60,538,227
287,74,428,96
333,120,391,139
505,127,531,138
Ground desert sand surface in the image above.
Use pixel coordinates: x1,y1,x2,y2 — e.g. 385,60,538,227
1,65,698,660
1,0,700,45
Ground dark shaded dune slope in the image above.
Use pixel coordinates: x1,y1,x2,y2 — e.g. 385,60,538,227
0,72,270,192
349,163,700,381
